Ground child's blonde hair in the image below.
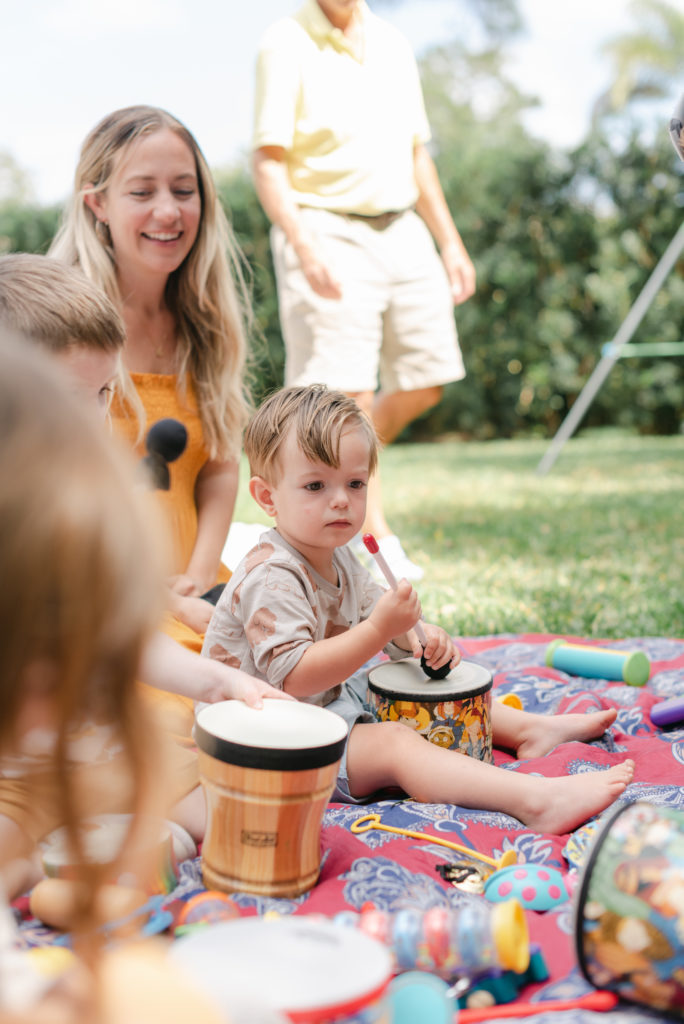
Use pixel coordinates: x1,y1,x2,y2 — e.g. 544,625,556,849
0,253,125,353
49,104,252,459
244,384,379,483
0,334,165,930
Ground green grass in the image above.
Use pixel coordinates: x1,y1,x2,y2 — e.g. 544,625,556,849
233,429,684,640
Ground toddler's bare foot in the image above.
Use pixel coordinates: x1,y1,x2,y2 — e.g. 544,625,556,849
516,708,617,760
515,759,634,834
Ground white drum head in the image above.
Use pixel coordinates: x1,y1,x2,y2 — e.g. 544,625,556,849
195,698,348,770
368,658,492,701
171,917,392,1020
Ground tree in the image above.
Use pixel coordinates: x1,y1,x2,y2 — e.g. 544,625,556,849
593,0,684,118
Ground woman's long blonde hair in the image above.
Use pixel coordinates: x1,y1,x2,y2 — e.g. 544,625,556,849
0,335,166,935
50,105,252,459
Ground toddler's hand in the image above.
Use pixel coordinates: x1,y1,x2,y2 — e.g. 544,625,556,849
417,623,461,673
369,579,421,645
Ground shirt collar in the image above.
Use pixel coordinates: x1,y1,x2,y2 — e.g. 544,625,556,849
298,0,369,55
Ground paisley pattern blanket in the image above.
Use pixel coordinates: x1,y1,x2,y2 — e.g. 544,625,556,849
17,633,684,1023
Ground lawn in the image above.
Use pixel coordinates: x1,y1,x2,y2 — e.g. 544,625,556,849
232,428,684,640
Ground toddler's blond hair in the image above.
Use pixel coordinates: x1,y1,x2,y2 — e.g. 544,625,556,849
245,384,379,483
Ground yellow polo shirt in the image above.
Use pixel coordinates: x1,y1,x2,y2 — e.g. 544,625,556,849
253,0,431,216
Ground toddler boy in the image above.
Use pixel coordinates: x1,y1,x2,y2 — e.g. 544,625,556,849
203,384,635,832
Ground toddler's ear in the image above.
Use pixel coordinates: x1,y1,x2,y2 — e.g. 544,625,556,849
249,476,276,518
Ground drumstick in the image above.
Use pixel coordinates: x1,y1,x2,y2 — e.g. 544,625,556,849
455,990,618,1021
362,534,428,646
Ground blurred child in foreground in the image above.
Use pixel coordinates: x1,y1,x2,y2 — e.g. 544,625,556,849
0,337,229,1023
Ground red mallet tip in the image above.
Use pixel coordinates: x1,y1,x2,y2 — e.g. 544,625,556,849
362,533,379,554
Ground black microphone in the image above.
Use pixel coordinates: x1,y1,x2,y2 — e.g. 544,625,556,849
141,417,188,490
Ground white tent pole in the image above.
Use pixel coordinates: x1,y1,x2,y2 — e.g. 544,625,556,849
536,220,684,475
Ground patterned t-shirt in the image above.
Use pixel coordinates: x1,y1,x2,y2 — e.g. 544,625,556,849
202,529,395,706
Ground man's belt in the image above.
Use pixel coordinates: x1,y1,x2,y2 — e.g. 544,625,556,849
343,209,408,230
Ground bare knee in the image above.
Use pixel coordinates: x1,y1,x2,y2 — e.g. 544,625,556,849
347,720,419,796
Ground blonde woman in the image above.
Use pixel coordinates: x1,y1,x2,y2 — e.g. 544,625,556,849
50,106,251,655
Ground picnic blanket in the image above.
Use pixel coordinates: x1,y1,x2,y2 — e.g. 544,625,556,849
16,633,684,1022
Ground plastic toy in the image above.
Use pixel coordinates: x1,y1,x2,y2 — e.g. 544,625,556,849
457,990,619,1021
333,899,529,977
455,944,549,1008
351,812,517,871
483,864,571,911
650,694,684,728
387,971,455,1024
175,891,240,936
545,639,650,686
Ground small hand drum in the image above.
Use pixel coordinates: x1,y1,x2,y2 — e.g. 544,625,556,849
368,658,493,762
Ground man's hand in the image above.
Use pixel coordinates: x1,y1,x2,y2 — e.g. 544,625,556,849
441,240,476,306
298,244,343,299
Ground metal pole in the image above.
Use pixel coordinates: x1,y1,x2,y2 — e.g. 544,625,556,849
536,220,684,475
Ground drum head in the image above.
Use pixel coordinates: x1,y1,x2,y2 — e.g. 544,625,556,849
195,698,348,771
171,917,392,1021
368,658,492,701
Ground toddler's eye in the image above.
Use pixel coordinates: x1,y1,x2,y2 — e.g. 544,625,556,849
305,481,324,491
349,479,366,490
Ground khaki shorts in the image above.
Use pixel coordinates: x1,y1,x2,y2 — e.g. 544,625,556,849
272,208,466,394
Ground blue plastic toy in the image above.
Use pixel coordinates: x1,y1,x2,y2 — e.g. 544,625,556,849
546,639,649,686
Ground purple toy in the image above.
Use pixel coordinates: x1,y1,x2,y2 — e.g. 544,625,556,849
650,695,684,728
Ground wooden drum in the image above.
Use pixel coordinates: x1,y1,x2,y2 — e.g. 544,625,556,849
367,658,493,762
195,699,347,898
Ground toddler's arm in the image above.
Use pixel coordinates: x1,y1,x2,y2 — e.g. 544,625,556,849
283,581,421,699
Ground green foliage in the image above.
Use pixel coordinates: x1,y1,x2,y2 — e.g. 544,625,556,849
0,201,60,256
401,40,684,441
215,166,285,406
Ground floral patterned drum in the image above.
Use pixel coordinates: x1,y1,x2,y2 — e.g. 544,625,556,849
367,658,493,762
575,800,684,1018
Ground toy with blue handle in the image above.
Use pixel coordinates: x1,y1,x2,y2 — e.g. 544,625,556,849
546,639,649,686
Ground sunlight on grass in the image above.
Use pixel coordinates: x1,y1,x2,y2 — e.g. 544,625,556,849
233,429,683,639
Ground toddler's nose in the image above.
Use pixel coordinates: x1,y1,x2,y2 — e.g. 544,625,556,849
330,487,348,508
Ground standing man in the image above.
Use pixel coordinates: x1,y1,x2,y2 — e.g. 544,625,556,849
252,0,476,580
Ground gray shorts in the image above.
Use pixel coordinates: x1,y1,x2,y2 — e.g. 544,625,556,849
272,208,466,395
325,670,377,804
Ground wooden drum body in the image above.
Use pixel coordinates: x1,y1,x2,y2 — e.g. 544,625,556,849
195,699,347,898
367,658,493,762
